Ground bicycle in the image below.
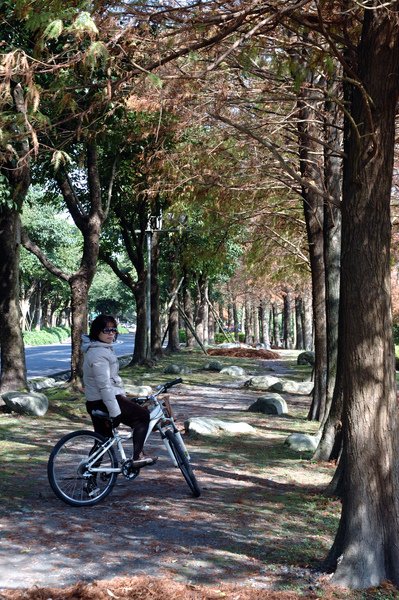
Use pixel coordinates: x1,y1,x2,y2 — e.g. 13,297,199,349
47,378,201,506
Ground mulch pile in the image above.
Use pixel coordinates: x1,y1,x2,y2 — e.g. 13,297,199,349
207,348,280,359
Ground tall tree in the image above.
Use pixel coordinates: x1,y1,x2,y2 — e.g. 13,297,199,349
323,4,399,587
0,82,30,390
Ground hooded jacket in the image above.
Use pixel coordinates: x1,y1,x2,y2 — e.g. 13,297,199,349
82,336,124,417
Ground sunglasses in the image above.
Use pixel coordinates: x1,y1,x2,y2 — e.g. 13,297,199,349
102,327,118,334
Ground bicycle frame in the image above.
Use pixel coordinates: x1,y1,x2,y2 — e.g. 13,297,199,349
86,386,190,475
47,377,201,505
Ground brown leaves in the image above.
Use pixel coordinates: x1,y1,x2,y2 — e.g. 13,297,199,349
0,576,321,600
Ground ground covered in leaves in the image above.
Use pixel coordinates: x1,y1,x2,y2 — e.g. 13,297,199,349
0,348,397,599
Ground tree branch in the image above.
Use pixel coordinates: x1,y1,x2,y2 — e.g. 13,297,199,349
21,228,71,283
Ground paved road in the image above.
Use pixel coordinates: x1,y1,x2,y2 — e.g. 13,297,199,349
25,333,135,378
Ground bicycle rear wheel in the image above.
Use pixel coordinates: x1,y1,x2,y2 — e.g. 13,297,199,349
165,429,201,497
47,430,118,507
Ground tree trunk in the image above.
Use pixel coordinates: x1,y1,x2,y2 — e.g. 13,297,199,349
227,302,233,332
203,281,209,345
183,278,195,348
166,269,180,353
69,275,90,382
272,302,280,347
194,275,207,344
314,75,344,458
0,83,30,392
253,303,260,345
208,301,215,344
283,290,293,349
33,281,42,330
321,73,343,429
232,301,239,340
326,8,399,588
297,74,328,422
150,231,163,359
295,294,304,349
244,296,254,344
302,288,313,351
132,279,147,364
260,298,271,349
0,210,27,391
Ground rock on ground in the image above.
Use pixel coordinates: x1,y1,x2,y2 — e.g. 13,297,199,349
185,416,256,436
2,391,48,416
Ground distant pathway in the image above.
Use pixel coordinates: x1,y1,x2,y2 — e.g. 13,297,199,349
25,334,135,377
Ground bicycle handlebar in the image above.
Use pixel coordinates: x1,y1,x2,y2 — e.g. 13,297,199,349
153,378,183,396
163,378,183,391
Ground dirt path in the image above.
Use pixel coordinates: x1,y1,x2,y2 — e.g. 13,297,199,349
0,351,324,595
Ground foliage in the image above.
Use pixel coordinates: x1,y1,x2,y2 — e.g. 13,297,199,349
88,263,136,320
22,325,70,345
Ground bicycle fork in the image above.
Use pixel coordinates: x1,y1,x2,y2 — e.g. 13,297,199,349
156,423,191,467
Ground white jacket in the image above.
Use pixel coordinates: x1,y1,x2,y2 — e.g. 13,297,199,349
82,337,125,417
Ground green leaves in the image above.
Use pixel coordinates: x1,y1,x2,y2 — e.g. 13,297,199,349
0,172,15,210
84,41,109,71
147,73,164,89
71,11,98,37
43,19,63,41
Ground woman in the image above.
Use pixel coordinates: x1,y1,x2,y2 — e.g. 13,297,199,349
82,314,156,468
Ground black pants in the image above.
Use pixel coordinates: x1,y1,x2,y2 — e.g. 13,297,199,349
86,395,150,460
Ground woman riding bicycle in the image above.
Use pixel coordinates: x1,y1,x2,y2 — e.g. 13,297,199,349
82,314,157,469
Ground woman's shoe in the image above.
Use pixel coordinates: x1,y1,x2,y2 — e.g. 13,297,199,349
132,454,158,468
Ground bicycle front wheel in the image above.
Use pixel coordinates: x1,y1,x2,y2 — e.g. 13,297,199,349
165,429,201,497
47,430,118,507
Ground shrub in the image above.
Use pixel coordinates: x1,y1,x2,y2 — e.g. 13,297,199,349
23,326,71,346
214,332,236,344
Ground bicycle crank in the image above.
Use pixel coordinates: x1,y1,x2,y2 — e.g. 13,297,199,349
121,459,140,480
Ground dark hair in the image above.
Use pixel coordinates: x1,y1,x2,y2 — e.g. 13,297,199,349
89,314,118,341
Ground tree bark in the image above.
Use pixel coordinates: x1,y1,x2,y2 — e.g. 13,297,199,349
183,279,195,348
326,7,399,588
0,210,27,391
166,268,180,353
295,294,304,350
321,73,343,429
283,289,293,349
232,301,239,340
297,72,328,422
260,298,271,348
302,288,313,351
150,230,163,359
271,301,280,347
194,274,207,344
69,275,90,380
244,297,253,344
132,277,147,364
208,301,215,344
0,83,30,392
253,303,260,345
314,75,344,458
